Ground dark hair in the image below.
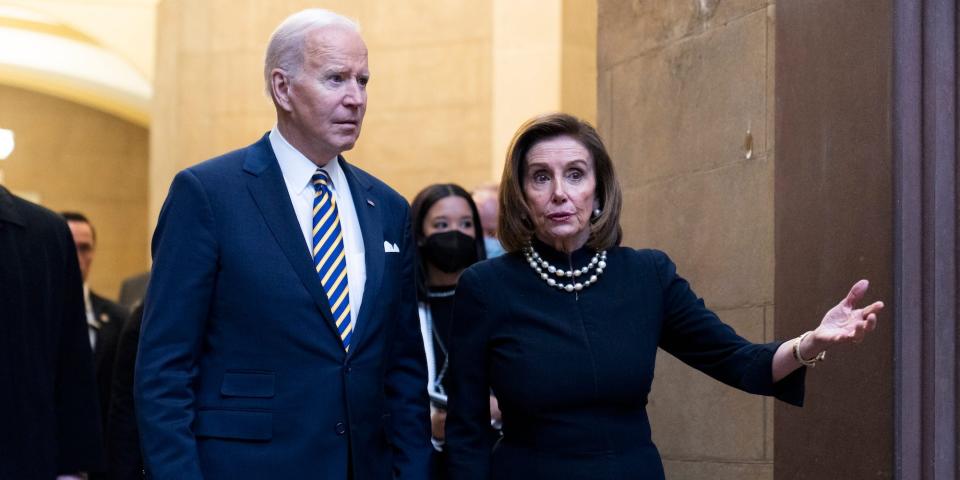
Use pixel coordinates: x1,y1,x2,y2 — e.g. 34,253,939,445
410,183,487,301
61,211,96,243
498,112,622,253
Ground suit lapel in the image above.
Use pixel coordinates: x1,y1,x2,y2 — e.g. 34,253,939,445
339,157,384,355
243,135,341,341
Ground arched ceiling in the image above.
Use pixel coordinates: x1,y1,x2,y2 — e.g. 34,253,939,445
0,1,156,126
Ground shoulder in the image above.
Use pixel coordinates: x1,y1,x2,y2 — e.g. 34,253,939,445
609,246,678,284
3,191,74,250
342,160,409,211
184,141,257,180
613,246,671,265
459,253,523,291
9,191,66,232
91,292,129,320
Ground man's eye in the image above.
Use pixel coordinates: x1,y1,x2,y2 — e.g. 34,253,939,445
358,76,370,87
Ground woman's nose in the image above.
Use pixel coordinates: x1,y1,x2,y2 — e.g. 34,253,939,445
551,181,567,202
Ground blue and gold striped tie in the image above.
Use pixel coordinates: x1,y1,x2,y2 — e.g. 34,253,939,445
311,169,353,351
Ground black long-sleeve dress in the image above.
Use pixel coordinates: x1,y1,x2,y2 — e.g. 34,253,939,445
445,240,805,479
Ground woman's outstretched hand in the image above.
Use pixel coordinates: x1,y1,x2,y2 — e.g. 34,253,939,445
772,279,883,380
806,279,883,355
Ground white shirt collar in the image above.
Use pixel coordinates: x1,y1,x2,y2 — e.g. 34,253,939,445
269,126,344,195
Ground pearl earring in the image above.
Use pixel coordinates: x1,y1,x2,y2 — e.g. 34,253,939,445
592,208,601,218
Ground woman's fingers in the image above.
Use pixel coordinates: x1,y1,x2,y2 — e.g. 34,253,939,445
862,301,885,317
843,279,871,308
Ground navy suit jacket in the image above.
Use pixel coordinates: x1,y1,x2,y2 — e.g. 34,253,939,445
135,134,430,479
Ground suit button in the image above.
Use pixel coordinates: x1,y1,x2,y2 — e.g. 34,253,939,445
345,366,352,374
335,422,346,435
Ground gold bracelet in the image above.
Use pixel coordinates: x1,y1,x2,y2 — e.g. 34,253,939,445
793,331,826,367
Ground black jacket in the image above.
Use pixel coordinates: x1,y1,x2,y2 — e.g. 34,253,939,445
90,291,127,432
108,304,144,479
0,186,104,478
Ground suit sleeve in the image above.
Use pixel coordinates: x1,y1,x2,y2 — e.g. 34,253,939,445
384,202,432,479
444,267,492,480
55,221,106,474
653,250,805,406
135,170,218,478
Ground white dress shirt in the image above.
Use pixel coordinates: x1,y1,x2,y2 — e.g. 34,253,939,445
270,127,366,325
83,284,97,349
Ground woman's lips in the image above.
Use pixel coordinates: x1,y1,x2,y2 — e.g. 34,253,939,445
547,212,574,221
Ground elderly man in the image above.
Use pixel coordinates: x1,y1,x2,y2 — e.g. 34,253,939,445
135,9,430,479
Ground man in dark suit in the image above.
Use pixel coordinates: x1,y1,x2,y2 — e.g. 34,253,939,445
0,186,103,479
107,304,145,480
62,211,129,438
135,8,430,479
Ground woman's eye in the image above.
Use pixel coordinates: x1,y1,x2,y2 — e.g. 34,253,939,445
569,170,583,181
533,173,549,183
433,221,448,229
461,220,474,229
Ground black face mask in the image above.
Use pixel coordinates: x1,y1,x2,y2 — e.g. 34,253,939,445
421,231,478,273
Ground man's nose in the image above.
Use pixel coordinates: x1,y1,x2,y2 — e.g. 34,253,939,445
343,80,365,106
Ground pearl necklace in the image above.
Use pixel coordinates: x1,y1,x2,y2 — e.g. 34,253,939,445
522,242,608,292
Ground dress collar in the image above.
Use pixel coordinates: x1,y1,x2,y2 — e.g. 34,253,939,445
529,236,598,267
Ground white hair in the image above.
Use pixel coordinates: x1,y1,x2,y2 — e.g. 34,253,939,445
263,9,360,98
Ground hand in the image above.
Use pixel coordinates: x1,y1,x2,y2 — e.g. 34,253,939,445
809,279,883,354
431,407,447,441
489,395,502,424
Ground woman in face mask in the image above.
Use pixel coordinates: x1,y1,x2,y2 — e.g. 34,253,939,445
410,183,491,478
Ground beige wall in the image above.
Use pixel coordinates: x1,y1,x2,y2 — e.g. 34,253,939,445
0,84,149,300
151,0,596,226
151,0,495,227
562,0,597,124
598,1,775,479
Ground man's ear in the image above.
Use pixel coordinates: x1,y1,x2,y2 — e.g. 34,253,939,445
271,69,294,112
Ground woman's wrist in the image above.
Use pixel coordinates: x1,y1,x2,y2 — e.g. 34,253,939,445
794,331,827,367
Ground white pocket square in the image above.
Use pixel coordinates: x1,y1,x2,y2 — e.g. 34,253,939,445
383,241,400,253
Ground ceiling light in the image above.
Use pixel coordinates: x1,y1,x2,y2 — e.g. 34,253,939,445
0,128,15,160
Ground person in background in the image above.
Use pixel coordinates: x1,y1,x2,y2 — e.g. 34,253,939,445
444,113,883,479
410,183,492,478
117,271,150,309
471,183,505,258
0,186,103,479
61,212,128,457
135,8,429,479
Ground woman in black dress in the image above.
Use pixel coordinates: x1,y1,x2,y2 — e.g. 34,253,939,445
409,184,495,478
444,113,883,479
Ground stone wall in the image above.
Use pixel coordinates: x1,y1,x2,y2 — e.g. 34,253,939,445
598,1,776,478
0,84,149,300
